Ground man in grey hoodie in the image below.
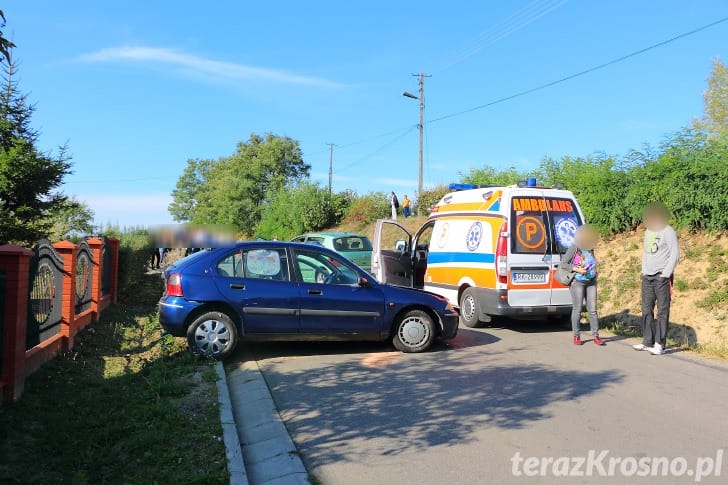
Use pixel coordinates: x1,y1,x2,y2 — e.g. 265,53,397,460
633,202,680,355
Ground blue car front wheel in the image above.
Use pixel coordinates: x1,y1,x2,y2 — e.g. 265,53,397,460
392,309,435,353
186,311,239,360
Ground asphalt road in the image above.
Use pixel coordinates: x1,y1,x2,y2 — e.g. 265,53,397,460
232,322,728,484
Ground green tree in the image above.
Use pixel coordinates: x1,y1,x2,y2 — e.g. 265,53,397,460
168,158,213,222
460,165,527,186
0,10,15,65
537,155,633,233
45,197,95,241
170,133,309,235
695,58,728,136
0,60,72,245
626,129,728,231
416,185,450,214
257,182,347,240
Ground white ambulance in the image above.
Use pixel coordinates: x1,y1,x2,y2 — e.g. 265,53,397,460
371,180,585,327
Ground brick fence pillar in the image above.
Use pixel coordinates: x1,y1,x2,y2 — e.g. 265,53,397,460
52,240,77,350
85,237,104,322
0,244,34,401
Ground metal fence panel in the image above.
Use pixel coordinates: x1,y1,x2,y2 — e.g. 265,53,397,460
0,268,5,374
75,240,93,315
101,238,112,296
27,241,65,349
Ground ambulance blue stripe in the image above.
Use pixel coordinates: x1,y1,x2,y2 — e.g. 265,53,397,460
428,252,495,264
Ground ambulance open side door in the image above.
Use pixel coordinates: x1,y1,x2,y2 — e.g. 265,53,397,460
371,219,413,287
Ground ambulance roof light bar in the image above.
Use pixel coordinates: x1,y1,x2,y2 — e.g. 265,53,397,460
515,178,566,189
516,177,537,188
448,183,497,191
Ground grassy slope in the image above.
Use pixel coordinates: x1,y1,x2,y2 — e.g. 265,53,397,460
0,274,228,484
337,219,728,356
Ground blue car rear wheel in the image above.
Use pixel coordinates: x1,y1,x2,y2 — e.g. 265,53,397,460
186,311,239,360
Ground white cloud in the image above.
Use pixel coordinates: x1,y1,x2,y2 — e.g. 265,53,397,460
75,46,344,88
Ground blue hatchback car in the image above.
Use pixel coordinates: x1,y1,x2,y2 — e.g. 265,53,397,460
159,241,458,359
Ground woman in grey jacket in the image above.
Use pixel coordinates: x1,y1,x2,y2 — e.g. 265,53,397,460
559,225,605,346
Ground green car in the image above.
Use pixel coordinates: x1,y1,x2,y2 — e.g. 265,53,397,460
291,232,373,272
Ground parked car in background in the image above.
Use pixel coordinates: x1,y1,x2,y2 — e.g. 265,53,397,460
291,232,373,271
159,241,458,360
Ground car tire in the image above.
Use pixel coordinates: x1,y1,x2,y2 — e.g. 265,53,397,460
186,311,239,360
459,288,486,328
392,309,435,353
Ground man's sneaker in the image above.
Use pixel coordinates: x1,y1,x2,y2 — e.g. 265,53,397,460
593,335,605,346
573,335,582,346
649,344,665,355
633,343,649,351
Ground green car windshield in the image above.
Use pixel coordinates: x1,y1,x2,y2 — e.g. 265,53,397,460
332,236,372,252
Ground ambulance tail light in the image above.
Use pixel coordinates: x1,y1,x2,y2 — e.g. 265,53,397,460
495,222,508,284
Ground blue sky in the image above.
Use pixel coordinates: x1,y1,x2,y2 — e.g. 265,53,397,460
6,1,728,227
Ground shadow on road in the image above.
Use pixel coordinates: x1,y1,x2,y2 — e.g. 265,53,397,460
237,327,501,360
253,339,625,467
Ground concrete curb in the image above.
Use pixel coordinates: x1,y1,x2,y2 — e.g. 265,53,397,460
226,353,310,485
215,361,250,485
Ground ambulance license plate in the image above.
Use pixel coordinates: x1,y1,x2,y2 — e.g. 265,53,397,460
511,271,548,284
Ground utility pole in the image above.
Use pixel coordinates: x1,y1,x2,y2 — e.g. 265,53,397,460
327,143,335,197
416,73,428,216
404,73,431,216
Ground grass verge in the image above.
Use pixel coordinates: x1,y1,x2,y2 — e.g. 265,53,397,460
0,274,227,484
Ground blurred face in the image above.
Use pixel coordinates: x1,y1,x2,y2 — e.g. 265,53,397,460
575,226,599,250
644,209,668,231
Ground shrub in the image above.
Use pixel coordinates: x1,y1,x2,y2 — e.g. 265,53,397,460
102,225,154,298
343,192,390,224
256,182,351,240
415,185,450,214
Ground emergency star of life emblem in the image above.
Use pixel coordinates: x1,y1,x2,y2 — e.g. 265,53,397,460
466,222,483,251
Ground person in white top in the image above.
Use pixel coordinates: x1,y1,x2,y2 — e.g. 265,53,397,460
633,202,680,356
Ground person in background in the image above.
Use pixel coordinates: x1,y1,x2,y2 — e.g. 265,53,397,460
559,224,604,346
388,191,399,220
633,202,680,356
151,248,161,269
402,195,411,218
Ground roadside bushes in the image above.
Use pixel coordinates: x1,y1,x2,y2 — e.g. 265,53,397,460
460,128,728,234
256,182,352,240
416,185,450,214
102,225,153,297
342,191,391,224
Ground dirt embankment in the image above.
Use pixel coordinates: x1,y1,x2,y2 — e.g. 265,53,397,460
597,229,728,347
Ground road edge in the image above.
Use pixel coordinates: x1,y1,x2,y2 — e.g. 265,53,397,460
215,361,250,485
226,352,310,485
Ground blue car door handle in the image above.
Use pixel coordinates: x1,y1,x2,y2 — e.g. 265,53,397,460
308,289,322,295
229,283,245,290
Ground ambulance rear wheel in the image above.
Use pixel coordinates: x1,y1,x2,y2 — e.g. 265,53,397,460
460,288,485,328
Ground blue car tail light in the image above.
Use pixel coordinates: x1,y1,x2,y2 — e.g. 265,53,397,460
166,273,184,297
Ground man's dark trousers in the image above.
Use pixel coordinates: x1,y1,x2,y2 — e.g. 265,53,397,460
641,274,672,347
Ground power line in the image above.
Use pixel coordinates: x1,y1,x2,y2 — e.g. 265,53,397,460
428,14,728,124
335,125,417,173
437,0,569,73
